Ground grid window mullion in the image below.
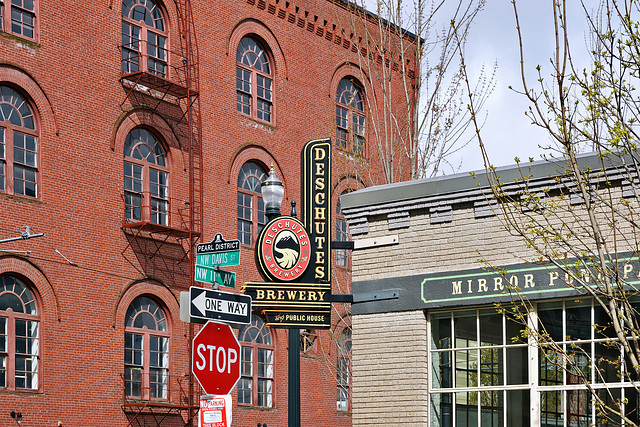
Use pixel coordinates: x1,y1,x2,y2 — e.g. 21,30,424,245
147,31,167,78
10,4,35,39
124,162,144,221
121,22,141,74
149,168,168,225
237,192,252,245
124,332,144,398
14,319,38,390
257,348,273,408
149,335,168,399
239,346,253,405
0,316,6,388
0,127,4,192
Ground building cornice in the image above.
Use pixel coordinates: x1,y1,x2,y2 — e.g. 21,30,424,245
341,152,638,234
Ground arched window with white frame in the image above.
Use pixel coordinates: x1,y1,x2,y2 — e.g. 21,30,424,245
123,128,169,225
0,275,40,391
236,36,274,123
238,314,274,408
0,85,38,198
121,0,168,78
336,77,366,156
124,295,170,401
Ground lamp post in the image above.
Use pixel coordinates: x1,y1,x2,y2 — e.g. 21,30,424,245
261,168,284,222
260,168,301,427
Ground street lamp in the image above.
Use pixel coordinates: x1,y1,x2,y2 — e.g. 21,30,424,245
261,168,284,221
259,166,302,427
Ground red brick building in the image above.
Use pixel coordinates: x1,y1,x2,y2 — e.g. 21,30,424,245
0,0,414,425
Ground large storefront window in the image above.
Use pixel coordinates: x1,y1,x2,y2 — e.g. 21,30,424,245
428,298,640,426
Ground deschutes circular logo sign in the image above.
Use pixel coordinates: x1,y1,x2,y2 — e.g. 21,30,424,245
257,217,311,282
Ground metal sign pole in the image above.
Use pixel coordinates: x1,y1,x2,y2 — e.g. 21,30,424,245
288,328,301,427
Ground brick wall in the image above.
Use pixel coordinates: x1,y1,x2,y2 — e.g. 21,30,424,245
0,0,415,425
352,310,428,426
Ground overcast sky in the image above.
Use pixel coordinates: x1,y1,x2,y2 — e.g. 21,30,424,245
422,0,598,173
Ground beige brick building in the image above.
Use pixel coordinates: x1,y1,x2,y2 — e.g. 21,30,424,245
341,154,640,426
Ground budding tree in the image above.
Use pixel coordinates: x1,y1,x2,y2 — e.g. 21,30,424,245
333,0,495,183
319,0,493,412
459,0,640,424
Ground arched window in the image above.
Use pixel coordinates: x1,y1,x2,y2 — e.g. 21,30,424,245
124,295,169,401
336,78,365,156
1,0,36,40
124,128,169,225
237,161,266,245
121,0,167,78
0,275,39,391
337,327,352,411
238,314,273,408
0,86,38,198
236,36,273,123
336,195,350,267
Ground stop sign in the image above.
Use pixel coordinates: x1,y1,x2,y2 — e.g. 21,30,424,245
192,321,241,395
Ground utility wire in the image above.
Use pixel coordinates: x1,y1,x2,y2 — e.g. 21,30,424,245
27,255,139,281
0,225,139,281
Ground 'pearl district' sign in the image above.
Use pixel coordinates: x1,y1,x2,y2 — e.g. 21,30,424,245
243,139,332,328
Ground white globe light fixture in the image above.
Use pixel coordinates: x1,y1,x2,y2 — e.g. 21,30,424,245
261,168,284,221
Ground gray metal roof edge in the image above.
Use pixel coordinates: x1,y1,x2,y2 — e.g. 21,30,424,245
340,152,624,211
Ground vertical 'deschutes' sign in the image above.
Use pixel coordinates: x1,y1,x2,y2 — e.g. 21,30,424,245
302,138,331,283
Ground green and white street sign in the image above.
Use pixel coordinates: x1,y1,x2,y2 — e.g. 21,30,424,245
195,265,236,288
196,251,240,268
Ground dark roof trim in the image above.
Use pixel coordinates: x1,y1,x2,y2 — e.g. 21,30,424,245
332,0,421,42
340,153,628,215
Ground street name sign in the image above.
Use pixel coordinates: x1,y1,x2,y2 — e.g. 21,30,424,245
189,286,251,324
192,321,241,396
196,252,240,268
195,264,236,288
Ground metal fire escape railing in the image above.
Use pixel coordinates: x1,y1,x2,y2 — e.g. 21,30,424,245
118,0,203,424
176,0,204,424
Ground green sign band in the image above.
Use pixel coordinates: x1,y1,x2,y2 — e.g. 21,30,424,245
195,265,236,287
196,251,240,268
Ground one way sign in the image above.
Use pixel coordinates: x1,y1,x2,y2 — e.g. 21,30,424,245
188,287,252,325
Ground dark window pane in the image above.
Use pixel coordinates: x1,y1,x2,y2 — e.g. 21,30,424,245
566,303,591,340
506,390,530,426
480,312,502,346
506,346,528,385
538,305,563,341
594,341,621,383
0,292,23,312
431,313,451,350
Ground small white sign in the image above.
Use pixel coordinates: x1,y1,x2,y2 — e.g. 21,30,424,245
203,410,223,423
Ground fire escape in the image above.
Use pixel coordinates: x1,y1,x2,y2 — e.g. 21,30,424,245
117,0,202,425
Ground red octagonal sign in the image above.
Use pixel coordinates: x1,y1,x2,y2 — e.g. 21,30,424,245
192,321,241,396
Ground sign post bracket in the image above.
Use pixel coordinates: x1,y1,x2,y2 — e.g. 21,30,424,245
329,289,400,304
